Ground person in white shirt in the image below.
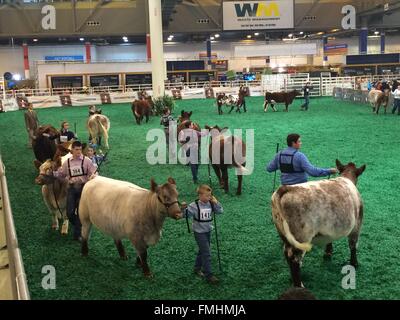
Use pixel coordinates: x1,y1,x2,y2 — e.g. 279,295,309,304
391,88,400,115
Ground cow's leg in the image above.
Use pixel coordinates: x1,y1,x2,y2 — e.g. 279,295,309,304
284,244,304,287
376,104,380,114
114,239,128,260
81,221,92,257
145,113,149,123
243,101,247,112
228,105,235,113
98,136,102,146
271,103,277,112
236,174,242,196
285,103,289,112
134,242,152,277
324,243,333,259
212,164,223,187
221,166,229,193
61,209,69,235
348,231,360,268
263,101,268,112
51,210,59,230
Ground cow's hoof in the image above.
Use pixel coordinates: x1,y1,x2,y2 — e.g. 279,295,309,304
144,272,153,278
81,252,88,257
323,253,332,260
236,191,242,196
51,225,59,230
120,255,129,261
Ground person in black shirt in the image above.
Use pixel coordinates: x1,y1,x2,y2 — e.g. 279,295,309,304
300,82,313,111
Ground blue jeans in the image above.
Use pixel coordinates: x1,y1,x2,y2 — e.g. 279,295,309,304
194,231,212,278
186,149,199,182
66,185,83,238
392,99,400,114
301,96,310,110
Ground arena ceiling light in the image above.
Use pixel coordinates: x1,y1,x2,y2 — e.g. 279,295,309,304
122,36,128,41
288,33,293,37
246,35,252,39
33,38,38,42
254,32,259,36
374,31,380,35
79,38,85,41
210,36,215,40
299,31,304,35
214,34,220,38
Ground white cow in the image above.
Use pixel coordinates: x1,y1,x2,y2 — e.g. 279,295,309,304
79,176,181,277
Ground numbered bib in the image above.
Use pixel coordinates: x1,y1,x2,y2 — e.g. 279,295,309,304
199,208,212,221
70,166,83,177
60,135,68,142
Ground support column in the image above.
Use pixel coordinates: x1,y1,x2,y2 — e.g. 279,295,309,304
148,0,165,98
22,43,30,79
322,37,328,65
359,27,368,55
206,38,212,66
85,42,91,63
380,32,385,54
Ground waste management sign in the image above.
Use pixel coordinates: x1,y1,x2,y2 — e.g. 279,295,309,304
223,0,294,30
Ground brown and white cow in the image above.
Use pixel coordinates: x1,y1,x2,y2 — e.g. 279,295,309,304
271,159,366,287
368,89,390,114
35,147,72,234
79,176,182,277
87,114,110,148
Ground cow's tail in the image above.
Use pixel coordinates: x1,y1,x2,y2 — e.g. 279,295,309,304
272,187,312,252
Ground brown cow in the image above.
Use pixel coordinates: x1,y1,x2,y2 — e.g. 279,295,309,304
264,90,301,112
178,110,193,124
32,125,60,169
35,146,71,234
132,99,151,125
368,89,390,114
271,159,366,287
205,125,247,195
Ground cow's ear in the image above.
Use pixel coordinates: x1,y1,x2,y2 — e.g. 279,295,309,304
150,178,158,192
336,159,345,172
356,164,366,176
167,177,176,185
189,111,192,116
205,125,211,130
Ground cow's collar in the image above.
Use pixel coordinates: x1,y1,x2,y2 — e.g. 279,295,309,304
157,196,179,210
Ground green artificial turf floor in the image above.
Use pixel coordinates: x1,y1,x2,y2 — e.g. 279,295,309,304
0,96,399,300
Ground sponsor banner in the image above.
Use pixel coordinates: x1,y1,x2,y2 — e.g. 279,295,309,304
100,93,112,104
181,88,205,99
110,92,138,103
223,0,294,30
1,99,19,112
324,43,348,56
205,88,215,98
45,55,84,61
249,86,264,96
29,96,62,108
70,95,102,106
213,87,241,96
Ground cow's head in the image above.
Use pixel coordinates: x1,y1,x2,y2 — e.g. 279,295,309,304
35,160,57,185
151,177,181,220
293,89,301,97
336,159,366,185
37,125,59,138
180,110,193,120
205,125,229,134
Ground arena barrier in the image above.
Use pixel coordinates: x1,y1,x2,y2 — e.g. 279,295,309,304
333,87,395,106
0,155,30,300
1,74,399,112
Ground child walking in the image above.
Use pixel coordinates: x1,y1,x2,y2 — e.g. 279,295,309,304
181,185,223,284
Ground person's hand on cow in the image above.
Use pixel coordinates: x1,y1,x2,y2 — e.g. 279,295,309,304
330,168,339,175
181,201,188,209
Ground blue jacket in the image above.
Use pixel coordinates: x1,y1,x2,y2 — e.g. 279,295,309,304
267,147,331,185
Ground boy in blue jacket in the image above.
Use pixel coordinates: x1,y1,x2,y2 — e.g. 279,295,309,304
181,184,223,284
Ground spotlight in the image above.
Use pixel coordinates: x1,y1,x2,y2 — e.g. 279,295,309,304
12,73,22,81
214,34,220,38
210,36,215,40
79,38,85,41
246,35,252,39
33,38,38,42
254,32,259,36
